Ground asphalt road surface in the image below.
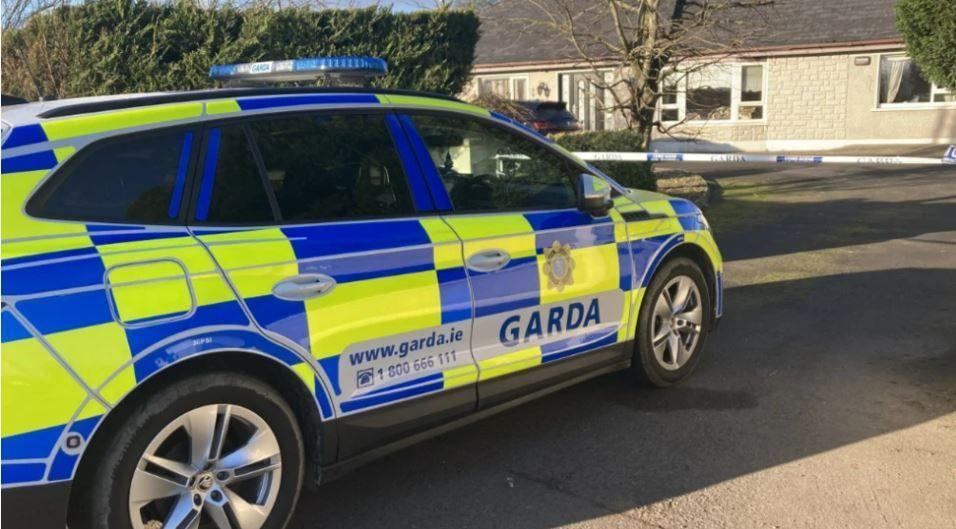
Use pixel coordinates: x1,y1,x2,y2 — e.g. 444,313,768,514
290,158,956,529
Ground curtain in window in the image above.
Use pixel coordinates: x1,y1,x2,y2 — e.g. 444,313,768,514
885,60,906,104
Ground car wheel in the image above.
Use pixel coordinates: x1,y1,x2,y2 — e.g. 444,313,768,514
633,257,713,387
79,372,304,529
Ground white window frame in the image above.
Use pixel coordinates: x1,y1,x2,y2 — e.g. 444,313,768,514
557,69,615,131
736,63,767,121
657,62,769,124
875,53,955,110
931,84,955,103
658,77,682,123
475,74,530,100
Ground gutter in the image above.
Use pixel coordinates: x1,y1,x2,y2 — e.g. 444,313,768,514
473,38,905,73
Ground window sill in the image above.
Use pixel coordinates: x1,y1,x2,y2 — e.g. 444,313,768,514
665,119,768,126
873,103,956,112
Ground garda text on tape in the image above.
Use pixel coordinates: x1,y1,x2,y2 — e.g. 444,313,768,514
574,146,956,166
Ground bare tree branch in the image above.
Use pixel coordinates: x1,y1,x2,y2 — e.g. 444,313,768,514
508,0,771,146
2,0,63,30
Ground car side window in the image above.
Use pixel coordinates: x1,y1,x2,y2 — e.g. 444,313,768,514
200,126,274,223
408,114,579,212
28,128,194,223
199,113,414,224
265,113,417,222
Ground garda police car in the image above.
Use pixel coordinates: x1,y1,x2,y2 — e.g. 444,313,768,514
0,57,722,529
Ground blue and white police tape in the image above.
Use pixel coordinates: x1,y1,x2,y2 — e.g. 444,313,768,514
575,146,956,166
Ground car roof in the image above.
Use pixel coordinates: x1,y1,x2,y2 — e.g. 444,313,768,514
516,100,568,110
2,92,166,126
0,87,462,127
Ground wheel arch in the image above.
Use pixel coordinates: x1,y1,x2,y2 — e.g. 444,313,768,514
67,350,329,528
644,240,719,320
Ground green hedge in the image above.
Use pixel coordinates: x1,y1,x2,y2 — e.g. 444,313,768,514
896,0,956,90
1,0,479,99
555,130,654,191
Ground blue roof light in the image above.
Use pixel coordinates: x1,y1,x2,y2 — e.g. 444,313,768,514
209,56,388,84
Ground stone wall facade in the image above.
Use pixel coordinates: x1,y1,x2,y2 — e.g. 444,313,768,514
766,55,848,141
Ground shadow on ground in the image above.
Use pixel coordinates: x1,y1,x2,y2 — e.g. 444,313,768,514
289,267,956,529
708,194,956,261
704,165,956,261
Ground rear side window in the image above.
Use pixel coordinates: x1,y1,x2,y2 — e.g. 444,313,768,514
196,126,274,223
197,112,414,224
28,129,194,223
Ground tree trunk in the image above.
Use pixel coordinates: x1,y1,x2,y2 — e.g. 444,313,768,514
636,0,660,151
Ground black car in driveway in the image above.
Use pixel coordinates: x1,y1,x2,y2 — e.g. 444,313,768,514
516,100,581,134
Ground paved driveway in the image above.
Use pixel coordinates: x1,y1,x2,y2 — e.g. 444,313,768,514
290,161,956,529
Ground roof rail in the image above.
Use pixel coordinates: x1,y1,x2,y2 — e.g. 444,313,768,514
37,87,463,119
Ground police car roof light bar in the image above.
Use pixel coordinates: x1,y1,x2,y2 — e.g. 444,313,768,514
209,56,388,86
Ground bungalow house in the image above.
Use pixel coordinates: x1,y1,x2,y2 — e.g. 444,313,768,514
466,0,956,151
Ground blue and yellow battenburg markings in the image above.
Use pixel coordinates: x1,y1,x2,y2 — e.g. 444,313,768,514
442,207,629,380
196,216,477,412
0,222,325,484
0,92,486,485
2,122,313,487
1,89,722,488
1,119,211,473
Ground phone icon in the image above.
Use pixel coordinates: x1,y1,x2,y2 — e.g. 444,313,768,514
356,369,374,388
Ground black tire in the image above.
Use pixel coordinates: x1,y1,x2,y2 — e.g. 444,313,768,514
76,372,304,529
633,257,713,387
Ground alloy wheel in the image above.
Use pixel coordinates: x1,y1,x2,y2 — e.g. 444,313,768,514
651,275,703,371
129,404,282,529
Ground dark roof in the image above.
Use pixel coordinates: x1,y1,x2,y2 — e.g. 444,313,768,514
476,0,901,65
1,94,29,106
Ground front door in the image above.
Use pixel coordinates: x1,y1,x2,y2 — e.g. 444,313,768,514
399,112,631,406
190,109,476,456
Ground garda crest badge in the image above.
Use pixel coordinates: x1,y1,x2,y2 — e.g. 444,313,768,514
543,240,575,291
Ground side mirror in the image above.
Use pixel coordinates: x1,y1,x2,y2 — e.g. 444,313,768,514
578,173,613,217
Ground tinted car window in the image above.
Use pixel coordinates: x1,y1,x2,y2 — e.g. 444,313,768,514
520,101,574,121
200,126,274,223
29,129,193,223
409,114,578,212
535,104,576,121
247,113,414,222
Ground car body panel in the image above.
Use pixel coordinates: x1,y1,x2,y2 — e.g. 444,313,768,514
515,100,581,134
0,220,320,488
0,91,723,522
194,219,478,418
434,209,633,406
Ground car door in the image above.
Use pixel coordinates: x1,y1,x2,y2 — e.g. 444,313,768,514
398,112,632,407
189,110,477,457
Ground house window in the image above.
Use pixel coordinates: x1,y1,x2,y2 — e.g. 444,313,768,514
659,81,680,122
878,55,954,106
559,71,613,131
739,65,765,119
686,65,733,121
477,75,529,100
658,63,767,123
